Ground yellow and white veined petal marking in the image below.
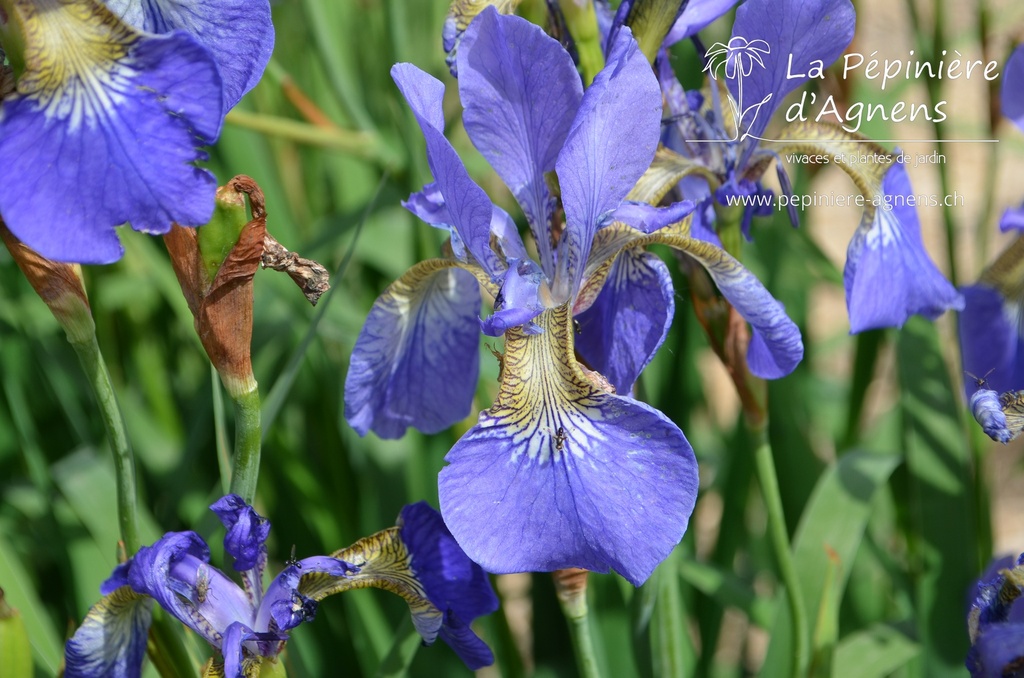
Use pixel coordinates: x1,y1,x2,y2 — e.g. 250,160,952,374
63,586,153,677
7,0,142,132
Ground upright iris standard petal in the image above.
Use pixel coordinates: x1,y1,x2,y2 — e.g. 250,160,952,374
64,588,153,678
458,7,583,276
574,249,675,394
663,0,741,45
726,0,855,139
0,0,222,263
439,305,699,586
959,284,1024,397
345,260,482,438
556,26,663,298
391,63,504,278
843,159,964,333
101,0,274,112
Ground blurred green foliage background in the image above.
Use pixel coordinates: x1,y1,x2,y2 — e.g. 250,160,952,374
1,0,1022,676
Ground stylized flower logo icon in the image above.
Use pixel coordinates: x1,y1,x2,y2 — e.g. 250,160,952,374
701,37,773,141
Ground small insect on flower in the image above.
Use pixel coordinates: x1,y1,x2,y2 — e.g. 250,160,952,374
555,426,567,452
196,565,210,604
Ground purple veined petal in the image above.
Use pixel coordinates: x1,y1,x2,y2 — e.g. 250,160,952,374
64,587,153,678
210,494,270,611
999,205,1024,232
458,7,583,277
102,0,273,112
969,389,1013,444
438,610,497,670
439,306,699,586
0,3,222,263
1002,45,1024,133
398,502,499,624
221,621,264,678
725,0,856,141
345,260,482,438
555,26,663,300
480,258,546,337
667,234,804,378
843,159,964,333
609,199,695,234
664,0,741,45
971,622,1024,678
959,284,1024,397
391,63,504,278
574,249,675,394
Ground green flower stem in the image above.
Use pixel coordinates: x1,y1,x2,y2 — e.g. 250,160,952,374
557,0,605,85
751,423,809,678
556,580,602,678
69,336,197,678
228,387,262,505
68,334,140,554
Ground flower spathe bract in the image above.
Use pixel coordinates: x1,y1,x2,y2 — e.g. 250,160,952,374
65,495,357,678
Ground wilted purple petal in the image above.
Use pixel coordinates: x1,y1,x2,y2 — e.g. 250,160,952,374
345,263,481,438
210,494,270,575
844,160,964,333
458,8,582,275
575,249,675,393
970,389,1013,444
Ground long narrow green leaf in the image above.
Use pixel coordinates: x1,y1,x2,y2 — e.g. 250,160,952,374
760,450,901,675
834,624,920,678
896,316,976,677
0,533,62,673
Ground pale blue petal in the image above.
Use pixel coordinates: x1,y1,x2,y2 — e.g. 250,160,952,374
556,26,662,298
727,0,855,140
458,7,583,275
345,263,481,438
439,307,698,586
844,160,964,333
391,63,504,278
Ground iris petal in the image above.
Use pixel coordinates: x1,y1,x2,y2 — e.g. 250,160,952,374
391,63,504,278
64,587,152,678
663,0,741,45
843,159,964,333
574,249,675,394
345,260,481,438
969,389,1013,444
0,0,222,263
959,284,1024,396
439,305,698,586
555,25,662,299
102,0,273,112
1002,45,1024,133
457,8,582,276
727,0,855,140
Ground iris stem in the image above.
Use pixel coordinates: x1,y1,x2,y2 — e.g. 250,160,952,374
557,0,605,85
68,334,139,554
751,423,809,678
228,387,263,504
555,572,602,678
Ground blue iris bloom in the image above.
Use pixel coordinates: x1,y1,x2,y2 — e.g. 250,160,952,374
966,553,1024,677
0,0,273,264
345,8,803,585
65,495,357,678
65,498,497,676
999,46,1024,232
655,0,962,332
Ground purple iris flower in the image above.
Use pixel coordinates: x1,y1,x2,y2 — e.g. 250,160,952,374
346,8,803,584
966,553,1024,677
0,0,273,264
65,495,356,678
999,46,1024,232
656,0,962,332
